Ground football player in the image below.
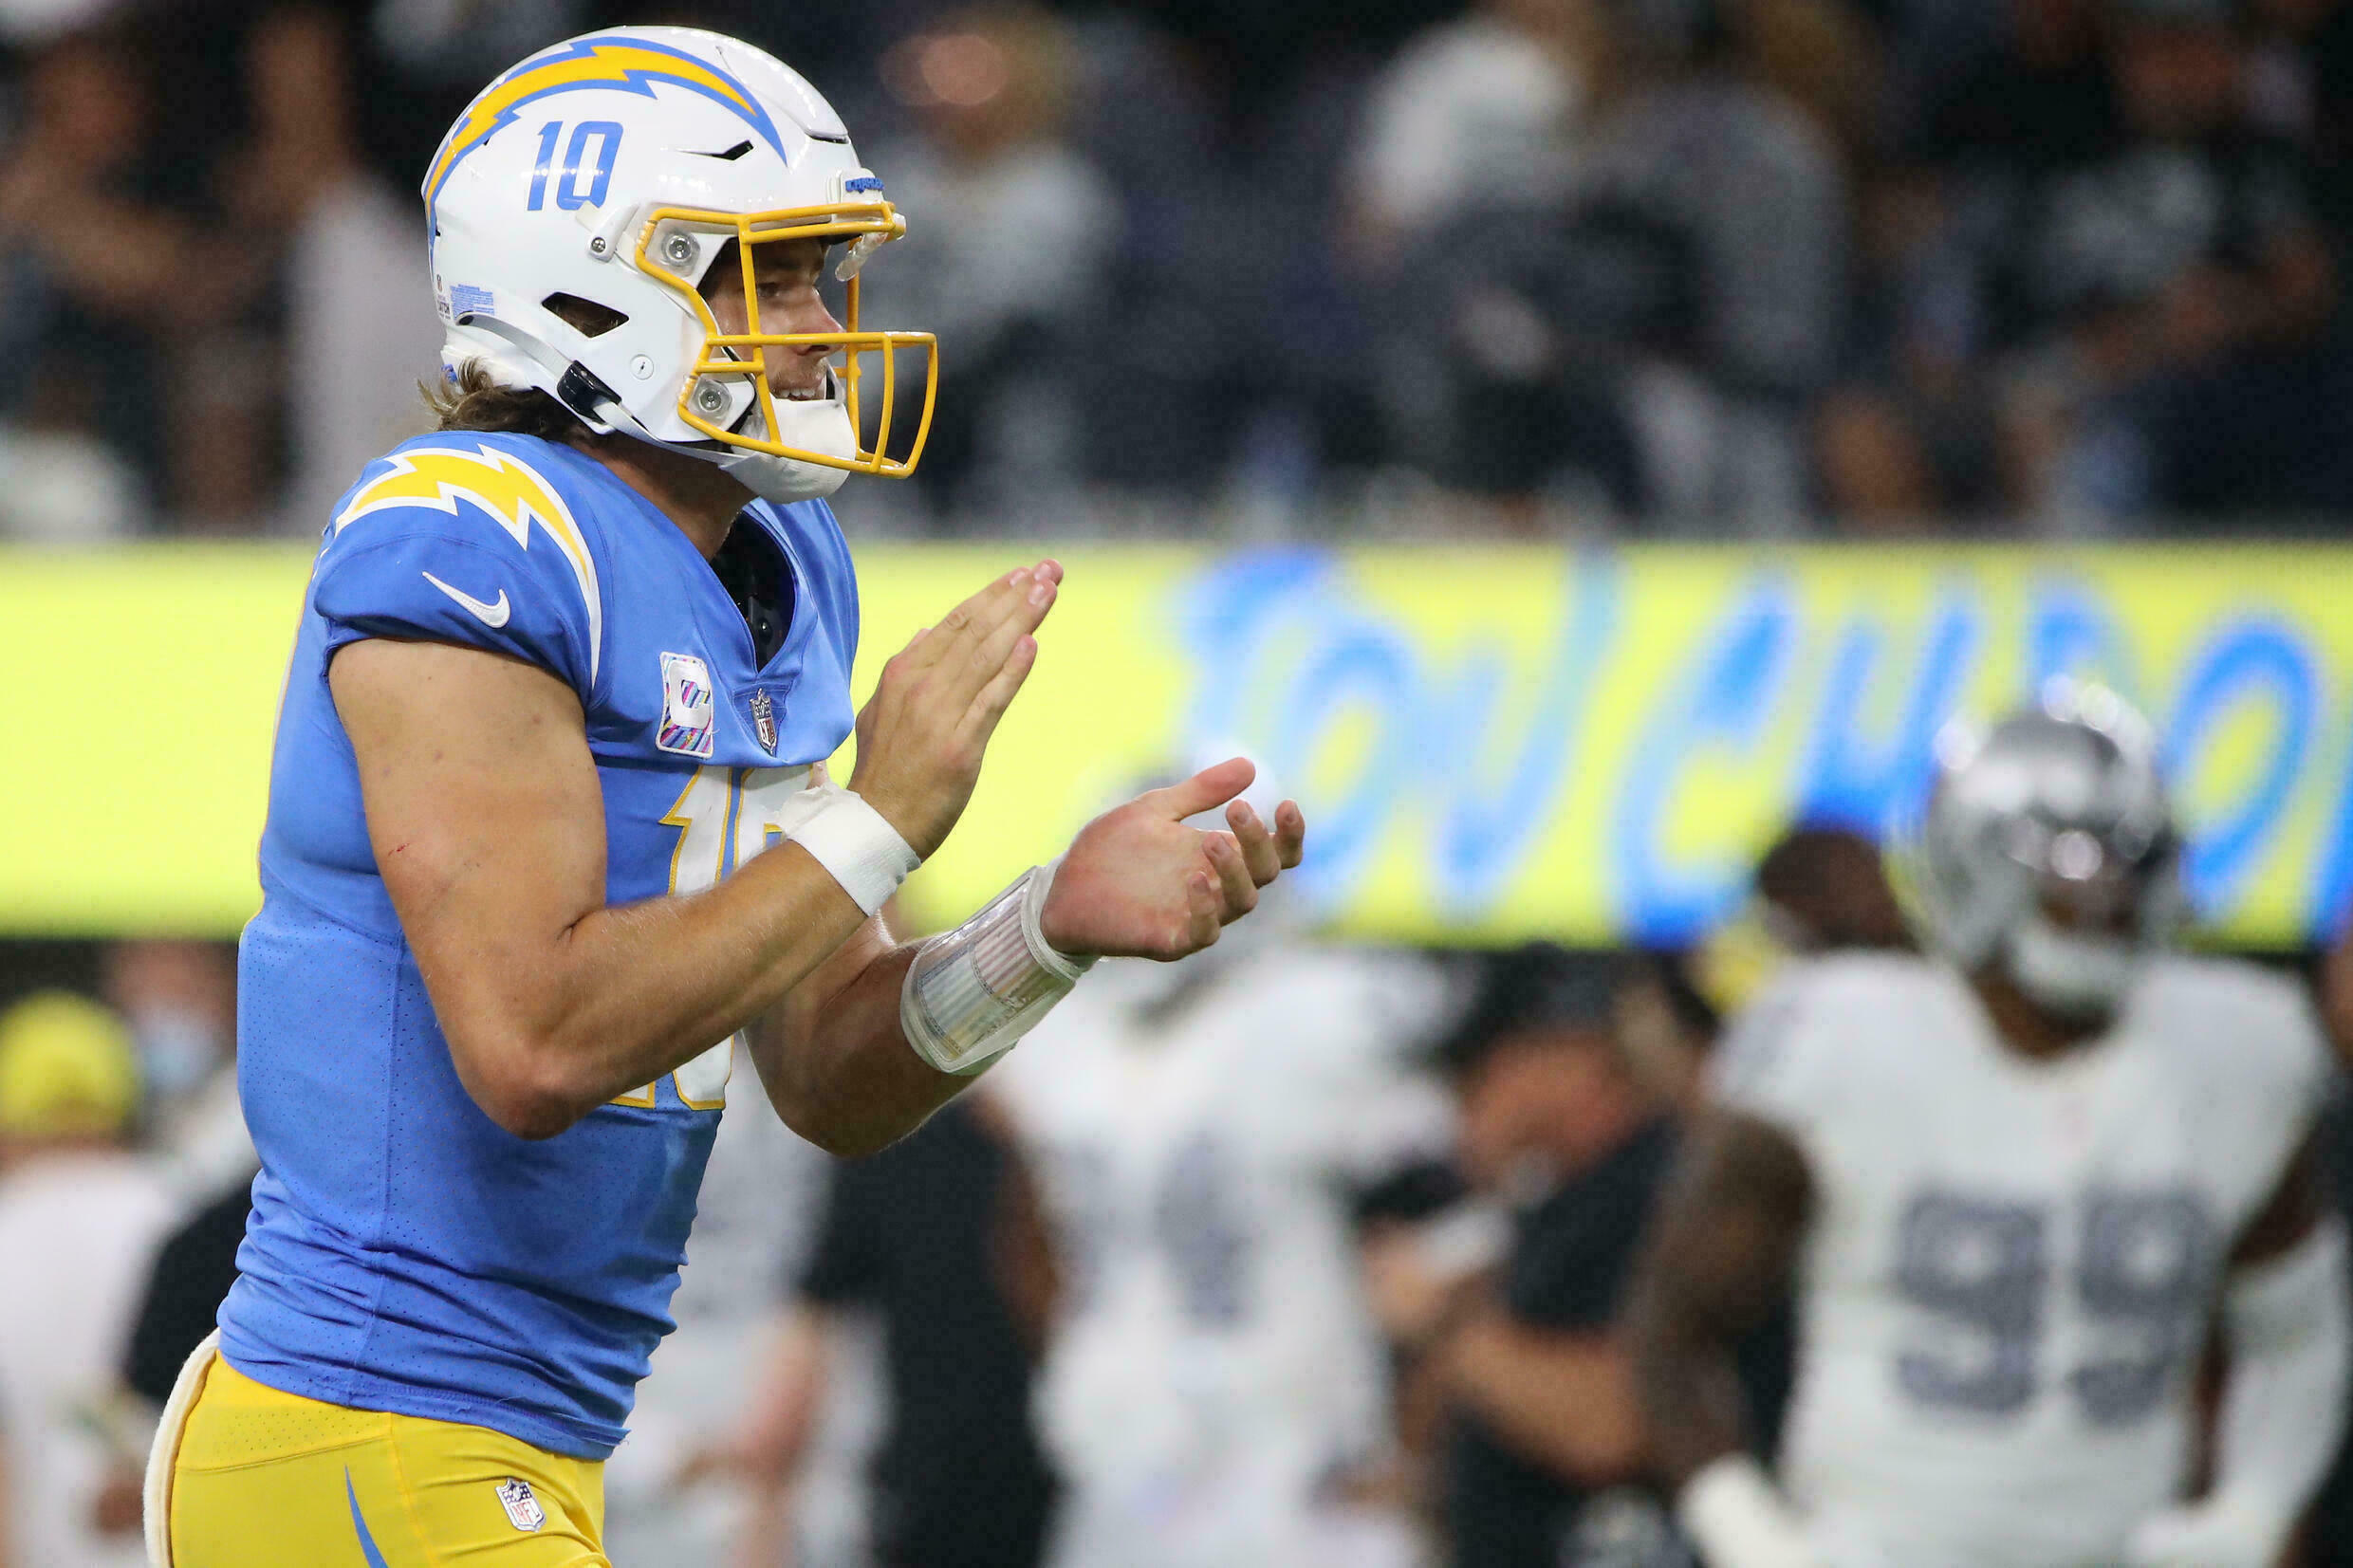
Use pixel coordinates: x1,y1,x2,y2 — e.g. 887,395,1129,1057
986,913,1457,1568
1625,686,2348,1568
141,28,1303,1568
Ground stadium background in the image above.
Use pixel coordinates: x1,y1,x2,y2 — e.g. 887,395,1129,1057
3,0,2353,1563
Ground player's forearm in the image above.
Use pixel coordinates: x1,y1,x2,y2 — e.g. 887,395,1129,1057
1624,1113,1813,1485
746,937,963,1157
1442,1316,1646,1484
1626,1310,1752,1486
1624,1237,1763,1485
441,842,872,1138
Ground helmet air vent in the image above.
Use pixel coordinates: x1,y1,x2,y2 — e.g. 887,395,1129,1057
690,140,755,161
542,293,628,339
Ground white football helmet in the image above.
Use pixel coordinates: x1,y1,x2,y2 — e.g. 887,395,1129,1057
423,27,936,502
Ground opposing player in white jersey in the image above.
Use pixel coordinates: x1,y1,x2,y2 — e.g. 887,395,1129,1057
988,918,1457,1568
1626,686,2349,1568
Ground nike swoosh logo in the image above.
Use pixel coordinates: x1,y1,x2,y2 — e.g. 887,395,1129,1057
346,1468,392,1568
421,570,510,628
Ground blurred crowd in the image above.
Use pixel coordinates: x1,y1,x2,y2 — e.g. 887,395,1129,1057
2,0,2351,540
8,829,2353,1567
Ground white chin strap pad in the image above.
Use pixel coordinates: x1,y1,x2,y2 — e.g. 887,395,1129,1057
714,395,859,504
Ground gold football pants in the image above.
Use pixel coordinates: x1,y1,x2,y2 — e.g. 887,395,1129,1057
152,1340,609,1566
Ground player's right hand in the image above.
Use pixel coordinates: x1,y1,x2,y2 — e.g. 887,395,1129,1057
849,560,1062,858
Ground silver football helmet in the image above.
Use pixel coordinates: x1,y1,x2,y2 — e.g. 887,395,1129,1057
1898,682,2186,1021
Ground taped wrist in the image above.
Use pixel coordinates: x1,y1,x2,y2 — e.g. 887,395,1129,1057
1677,1454,1819,1568
901,858,1094,1076
787,785,920,916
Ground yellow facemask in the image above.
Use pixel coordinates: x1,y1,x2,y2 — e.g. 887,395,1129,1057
637,198,939,479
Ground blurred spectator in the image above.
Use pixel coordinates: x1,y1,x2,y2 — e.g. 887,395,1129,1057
1818,0,2119,529
867,3,1118,517
0,990,174,1568
235,6,440,533
1347,0,1632,523
602,1081,834,1566
1370,942,1796,1567
1375,945,1673,1568
1370,0,1846,527
1835,0,2353,529
990,932,1457,1568
683,1098,1054,1568
0,27,192,517
101,939,249,1203
1580,0,1847,526
1056,15,1266,503
2021,0,2348,524
1347,0,1600,265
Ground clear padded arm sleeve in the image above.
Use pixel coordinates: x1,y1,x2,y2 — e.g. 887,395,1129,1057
900,858,1095,1076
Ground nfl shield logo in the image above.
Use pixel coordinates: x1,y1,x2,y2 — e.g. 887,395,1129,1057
495,1477,546,1533
750,689,777,752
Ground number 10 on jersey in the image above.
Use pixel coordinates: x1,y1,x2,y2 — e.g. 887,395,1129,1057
613,764,819,1110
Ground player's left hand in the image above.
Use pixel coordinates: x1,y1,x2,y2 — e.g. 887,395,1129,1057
1039,757,1305,960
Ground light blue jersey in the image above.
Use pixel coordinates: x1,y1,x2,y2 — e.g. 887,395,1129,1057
220,432,857,1458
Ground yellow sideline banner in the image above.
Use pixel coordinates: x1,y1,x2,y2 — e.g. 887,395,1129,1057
2,542,2349,947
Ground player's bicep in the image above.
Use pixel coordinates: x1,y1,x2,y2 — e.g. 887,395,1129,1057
2230,1127,2326,1273
1633,1110,1815,1340
330,636,605,1052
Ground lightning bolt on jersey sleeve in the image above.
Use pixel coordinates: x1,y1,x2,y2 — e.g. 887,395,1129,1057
311,435,608,701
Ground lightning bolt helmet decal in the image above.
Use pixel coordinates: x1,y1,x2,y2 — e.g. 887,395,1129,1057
423,35,788,215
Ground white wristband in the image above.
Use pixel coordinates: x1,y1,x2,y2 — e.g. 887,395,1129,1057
900,857,1094,1076
787,786,920,916
1677,1454,1821,1568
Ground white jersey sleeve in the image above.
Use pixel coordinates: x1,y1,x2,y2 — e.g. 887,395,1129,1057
1707,958,1878,1149
2128,956,2334,1226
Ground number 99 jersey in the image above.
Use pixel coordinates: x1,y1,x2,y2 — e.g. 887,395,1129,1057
1713,951,2331,1568
220,432,857,1460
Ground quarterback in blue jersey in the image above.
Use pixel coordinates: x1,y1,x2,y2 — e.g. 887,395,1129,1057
145,27,1304,1568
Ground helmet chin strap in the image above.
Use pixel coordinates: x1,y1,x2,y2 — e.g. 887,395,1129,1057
2003,912,2142,1023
